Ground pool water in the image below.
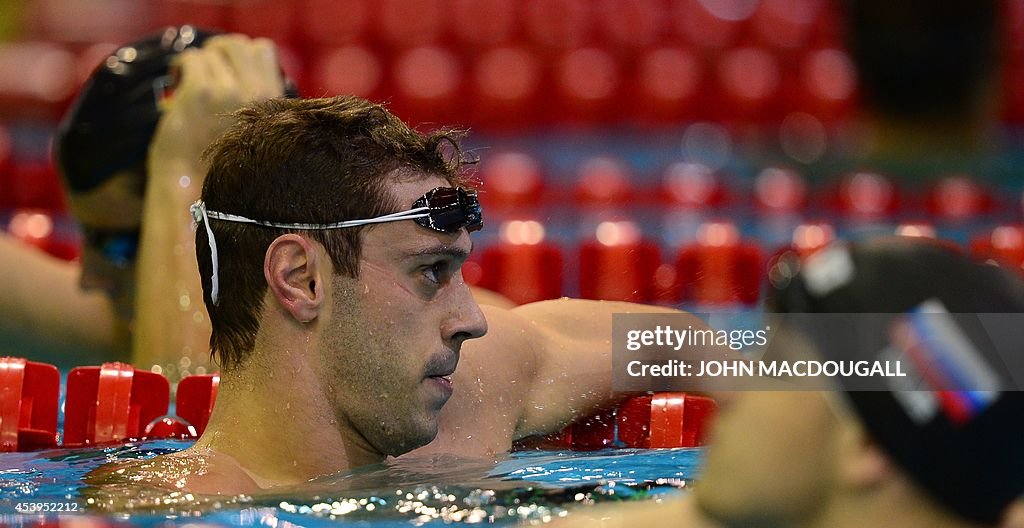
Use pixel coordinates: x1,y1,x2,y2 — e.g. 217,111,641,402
0,440,703,526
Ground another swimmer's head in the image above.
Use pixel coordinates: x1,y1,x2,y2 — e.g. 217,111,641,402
55,26,214,319
195,95,486,456
697,237,1024,527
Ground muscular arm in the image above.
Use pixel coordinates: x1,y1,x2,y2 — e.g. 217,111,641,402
508,299,701,438
131,36,284,378
0,235,128,363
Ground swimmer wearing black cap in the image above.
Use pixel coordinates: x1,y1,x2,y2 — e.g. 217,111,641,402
552,237,1024,528
0,27,287,371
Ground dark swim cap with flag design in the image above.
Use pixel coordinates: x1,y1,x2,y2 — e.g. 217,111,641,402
768,237,1024,525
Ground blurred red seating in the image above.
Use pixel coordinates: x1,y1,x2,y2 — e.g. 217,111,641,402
8,162,67,212
476,151,545,210
660,162,729,209
826,171,900,219
376,0,445,47
227,0,297,43
672,0,743,50
970,225,1024,274
300,0,370,45
176,374,219,437
64,363,169,447
926,175,994,221
0,357,59,452
391,46,464,125
750,0,821,49
152,0,229,30
754,166,809,214
309,46,384,100
525,0,591,49
26,0,151,45
478,221,563,305
795,48,857,123
0,42,77,119
674,222,763,305
596,0,664,49
579,220,662,302
715,46,783,123
6,209,80,262
553,47,622,123
630,46,704,125
573,156,634,206
470,46,543,129
450,0,519,48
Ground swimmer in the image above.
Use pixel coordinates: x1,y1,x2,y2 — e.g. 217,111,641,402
89,95,712,494
550,238,1024,528
0,27,286,375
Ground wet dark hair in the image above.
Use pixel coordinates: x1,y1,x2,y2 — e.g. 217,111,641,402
196,96,474,369
54,26,215,194
769,237,1024,525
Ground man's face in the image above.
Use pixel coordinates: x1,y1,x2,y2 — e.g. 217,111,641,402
67,170,145,322
696,333,844,526
317,174,488,457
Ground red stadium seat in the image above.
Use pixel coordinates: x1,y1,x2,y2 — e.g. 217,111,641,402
375,0,445,47
630,46,704,125
470,46,543,129
0,358,59,452
795,48,857,123
478,221,563,305
308,46,384,100
552,47,622,123
596,0,664,49
300,0,370,46
671,0,744,50
754,167,809,214
152,0,229,30
8,162,67,212
926,175,994,221
0,42,77,119
674,222,763,306
660,162,728,209
826,171,900,219
26,0,151,45
476,151,546,210
6,210,80,262
573,156,634,207
64,363,169,447
450,0,519,48
228,0,297,44
970,225,1024,274
715,46,784,123
579,221,662,303
524,0,591,49
391,46,464,125
749,0,821,49
618,392,717,448
176,374,219,437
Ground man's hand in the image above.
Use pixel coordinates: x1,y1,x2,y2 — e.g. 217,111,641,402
149,34,285,164
132,34,285,379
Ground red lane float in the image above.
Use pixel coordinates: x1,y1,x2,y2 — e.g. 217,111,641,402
64,362,169,447
176,374,220,437
0,357,59,452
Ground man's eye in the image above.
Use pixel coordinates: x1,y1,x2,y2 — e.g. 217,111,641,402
423,262,450,284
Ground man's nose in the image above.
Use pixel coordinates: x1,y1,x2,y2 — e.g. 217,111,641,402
442,279,489,345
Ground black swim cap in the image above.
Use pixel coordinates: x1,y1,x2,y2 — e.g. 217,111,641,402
55,26,215,193
768,237,1024,525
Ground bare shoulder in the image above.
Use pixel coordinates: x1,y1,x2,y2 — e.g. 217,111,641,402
547,495,720,528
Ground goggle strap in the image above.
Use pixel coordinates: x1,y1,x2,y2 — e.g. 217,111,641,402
190,201,221,306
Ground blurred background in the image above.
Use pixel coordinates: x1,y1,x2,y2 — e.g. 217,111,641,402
2,0,1023,309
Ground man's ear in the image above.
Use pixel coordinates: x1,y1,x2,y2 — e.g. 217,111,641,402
264,234,325,324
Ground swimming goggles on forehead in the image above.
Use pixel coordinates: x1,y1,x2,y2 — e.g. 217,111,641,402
191,186,483,305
